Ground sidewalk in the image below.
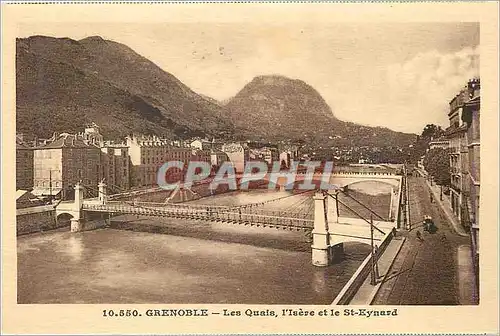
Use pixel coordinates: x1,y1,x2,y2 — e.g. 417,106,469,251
349,236,406,305
416,168,467,237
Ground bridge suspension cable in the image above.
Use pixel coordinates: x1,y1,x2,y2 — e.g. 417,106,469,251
341,190,387,221
323,191,385,235
227,189,314,210
273,193,313,219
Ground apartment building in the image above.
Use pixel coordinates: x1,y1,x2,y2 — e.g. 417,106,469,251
126,135,193,187
32,133,102,200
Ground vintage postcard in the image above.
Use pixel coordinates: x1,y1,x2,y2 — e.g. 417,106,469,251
1,1,499,335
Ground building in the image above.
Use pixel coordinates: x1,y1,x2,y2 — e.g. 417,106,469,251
462,78,480,265
221,142,249,173
210,150,229,169
126,135,193,187
16,190,42,208
446,86,469,224
249,146,279,165
190,138,225,152
192,149,211,163
278,144,299,168
100,142,131,192
16,135,34,190
428,137,450,151
79,123,104,146
32,133,102,200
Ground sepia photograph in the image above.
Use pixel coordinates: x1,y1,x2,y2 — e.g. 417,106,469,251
2,2,499,335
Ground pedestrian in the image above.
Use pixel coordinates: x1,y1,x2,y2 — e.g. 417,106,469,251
416,230,424,242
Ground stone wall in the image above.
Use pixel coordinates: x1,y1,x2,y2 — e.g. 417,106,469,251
16,206,61,235
17,206,110,235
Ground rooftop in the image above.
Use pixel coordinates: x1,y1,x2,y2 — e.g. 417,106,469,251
40,133,99,149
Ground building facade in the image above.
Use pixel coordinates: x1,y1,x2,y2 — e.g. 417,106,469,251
249,147,279,165
221,142,250,173
428,138,450,151
445,78,480,275
446,87,469,224
210,150,229,170
462,79,480,262
101,143,131,192
33,133,102,200
127,135,193,187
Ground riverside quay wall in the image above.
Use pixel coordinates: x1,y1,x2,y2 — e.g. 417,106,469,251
16,205,59,235
16,205,108,235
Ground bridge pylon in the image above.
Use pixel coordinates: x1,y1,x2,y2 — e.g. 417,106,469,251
98,181,108,205
311,192,331,267
70,182,84,232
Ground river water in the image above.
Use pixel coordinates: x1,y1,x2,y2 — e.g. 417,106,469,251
17,187,388,304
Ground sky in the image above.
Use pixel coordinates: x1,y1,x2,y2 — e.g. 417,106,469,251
19,22,479,134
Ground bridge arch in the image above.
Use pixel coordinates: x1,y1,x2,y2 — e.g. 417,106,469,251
329,235,382,246
338,178,400,189
56,212,74,225
340,179,399,194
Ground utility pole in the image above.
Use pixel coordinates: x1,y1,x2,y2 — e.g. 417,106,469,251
370,214,379,285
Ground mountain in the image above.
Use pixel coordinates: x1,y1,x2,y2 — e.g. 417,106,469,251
224,75,341,141
223,75,416,147
16,35,415,148
16,35,234,140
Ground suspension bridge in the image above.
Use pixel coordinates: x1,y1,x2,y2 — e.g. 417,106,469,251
55,170,403,266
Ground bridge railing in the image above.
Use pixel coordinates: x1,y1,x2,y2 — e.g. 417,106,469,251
81,202,314,229
331,228,397,305
101,200,230,209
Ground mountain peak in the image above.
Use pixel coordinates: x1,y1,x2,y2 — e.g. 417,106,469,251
251,74,305,86
79,36,107,43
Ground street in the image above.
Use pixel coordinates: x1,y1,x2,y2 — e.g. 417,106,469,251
373,175,477,305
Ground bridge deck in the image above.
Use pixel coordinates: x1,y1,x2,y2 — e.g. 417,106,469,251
82,202,314,230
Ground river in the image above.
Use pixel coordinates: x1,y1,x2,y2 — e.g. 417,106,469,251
17,187,389,304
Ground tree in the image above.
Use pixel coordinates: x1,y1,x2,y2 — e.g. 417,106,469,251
408,124,446,164
423,148,450,186
421,124,444,140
